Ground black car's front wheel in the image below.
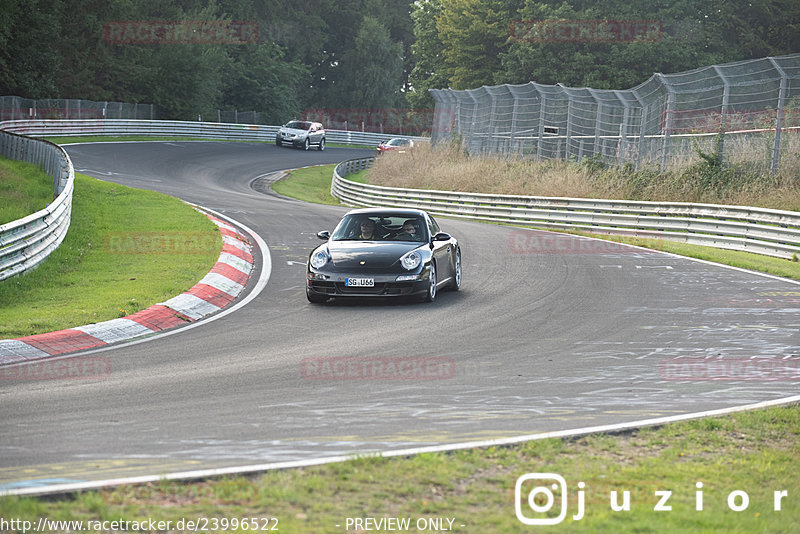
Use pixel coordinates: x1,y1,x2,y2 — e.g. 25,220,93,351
423,262,436,302
450,248,462,290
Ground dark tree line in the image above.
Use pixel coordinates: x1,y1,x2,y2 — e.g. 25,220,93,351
1,0,797,120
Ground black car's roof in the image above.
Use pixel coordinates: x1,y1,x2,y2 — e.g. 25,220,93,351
344,207,427,217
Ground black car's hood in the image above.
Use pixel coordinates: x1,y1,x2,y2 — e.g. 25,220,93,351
327,241,421,269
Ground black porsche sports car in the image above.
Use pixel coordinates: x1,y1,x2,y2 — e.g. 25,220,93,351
306,208,461,303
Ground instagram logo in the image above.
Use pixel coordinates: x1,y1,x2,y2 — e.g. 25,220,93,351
515,473,585,525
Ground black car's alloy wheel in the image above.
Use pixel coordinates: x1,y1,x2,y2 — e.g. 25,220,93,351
451,248,461,290
424,263,436,302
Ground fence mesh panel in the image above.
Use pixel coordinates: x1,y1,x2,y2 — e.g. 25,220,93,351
0,96,155,121
430,53,800,173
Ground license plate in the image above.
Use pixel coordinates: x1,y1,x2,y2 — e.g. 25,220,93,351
345,278,374,287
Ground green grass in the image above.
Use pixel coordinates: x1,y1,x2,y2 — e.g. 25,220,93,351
272,164,368,205
0,156,54,225
0,173,220,338
1,405,797,532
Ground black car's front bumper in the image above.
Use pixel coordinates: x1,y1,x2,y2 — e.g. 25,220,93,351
306,268,430,298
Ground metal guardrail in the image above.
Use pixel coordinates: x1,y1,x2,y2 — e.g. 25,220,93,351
0,119,428,147
0,131,74,281
332,157,800,260
0,118,426,282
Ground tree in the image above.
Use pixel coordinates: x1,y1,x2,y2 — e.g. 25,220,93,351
0,0,62,98
223,43,308,123
407,0,449,109
326,15,404,110
436,0,519,89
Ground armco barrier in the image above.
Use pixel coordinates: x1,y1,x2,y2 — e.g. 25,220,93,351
0,117,424,281
0,119,427,147
0,131,74,281
332,157,800,260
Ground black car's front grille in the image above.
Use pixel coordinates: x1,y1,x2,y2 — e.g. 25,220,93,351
337,282,387,294
309,281,417,296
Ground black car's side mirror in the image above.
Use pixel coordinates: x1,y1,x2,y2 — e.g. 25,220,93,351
317,231,330,240
432,232,451,242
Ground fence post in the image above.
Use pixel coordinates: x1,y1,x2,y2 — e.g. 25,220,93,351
510,94,519,155
614,91,630,167
768,57,788,175
712,65,730,166
488,90,498,154
588,89,602,160
656,74,675,172
558,84,572,161
536,92,546,161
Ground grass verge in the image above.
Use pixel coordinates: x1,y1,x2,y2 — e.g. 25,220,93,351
0,173,220,338
0,156,54,225
271,164,368,205
1,405,797,532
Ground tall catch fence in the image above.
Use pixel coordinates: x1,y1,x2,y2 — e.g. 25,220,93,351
0,96,155,121
430,54,800,173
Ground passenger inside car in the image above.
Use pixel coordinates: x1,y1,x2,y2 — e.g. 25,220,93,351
394,219,422,241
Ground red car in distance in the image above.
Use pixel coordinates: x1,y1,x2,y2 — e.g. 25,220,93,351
376,137,415,155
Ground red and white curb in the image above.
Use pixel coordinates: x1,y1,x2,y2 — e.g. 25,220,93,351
0,211,255,364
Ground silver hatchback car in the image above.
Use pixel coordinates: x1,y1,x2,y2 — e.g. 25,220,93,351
275,120,326,151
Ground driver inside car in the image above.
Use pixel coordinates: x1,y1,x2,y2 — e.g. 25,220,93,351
358,218,378,240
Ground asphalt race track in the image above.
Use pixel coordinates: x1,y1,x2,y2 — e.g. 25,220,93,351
1,141,799,490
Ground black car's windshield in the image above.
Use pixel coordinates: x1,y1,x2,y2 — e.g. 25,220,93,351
331,214,427,242
285,121,311,130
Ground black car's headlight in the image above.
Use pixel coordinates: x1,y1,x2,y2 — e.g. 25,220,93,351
400,250,422,270
310,247,329,269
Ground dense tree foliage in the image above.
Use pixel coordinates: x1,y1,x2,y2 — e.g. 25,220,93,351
1,0,797,119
